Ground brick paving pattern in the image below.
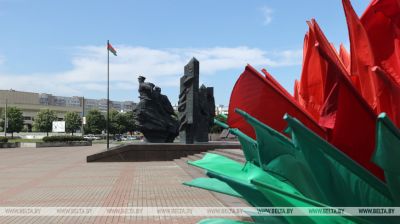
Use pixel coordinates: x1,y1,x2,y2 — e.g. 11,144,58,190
0,145,246,224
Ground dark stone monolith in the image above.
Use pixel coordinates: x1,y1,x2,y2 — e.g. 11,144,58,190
196,85,215,142
178,58,215,143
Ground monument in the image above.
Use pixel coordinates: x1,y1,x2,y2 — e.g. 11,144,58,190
87,60,239,163
178,58,215,143
133,76,179,143
197,84,215,142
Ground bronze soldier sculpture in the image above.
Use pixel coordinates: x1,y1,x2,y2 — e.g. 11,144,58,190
133,76,179,142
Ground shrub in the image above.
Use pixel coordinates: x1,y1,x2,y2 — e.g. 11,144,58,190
0,136,8,143
42,135,85,142
209,114,228,134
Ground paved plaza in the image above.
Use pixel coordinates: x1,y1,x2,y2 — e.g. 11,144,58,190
0,145,247,224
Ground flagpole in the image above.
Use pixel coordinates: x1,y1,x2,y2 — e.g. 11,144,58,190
106,40,110,150
4,98,7,137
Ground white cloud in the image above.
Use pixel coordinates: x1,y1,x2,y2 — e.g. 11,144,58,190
0,45,301,97
261,6,273,25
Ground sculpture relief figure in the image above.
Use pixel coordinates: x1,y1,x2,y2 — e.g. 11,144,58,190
178,58,199,143
178,74,194,132
138,76,153,100
206,87,216,129
133,76,179,143
178,58,215,143
155,86,175,117
196,85,215,142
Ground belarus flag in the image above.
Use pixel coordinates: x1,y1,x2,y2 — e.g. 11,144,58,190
107,43,117,56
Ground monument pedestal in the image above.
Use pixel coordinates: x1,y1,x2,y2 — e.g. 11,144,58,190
86,142,241,162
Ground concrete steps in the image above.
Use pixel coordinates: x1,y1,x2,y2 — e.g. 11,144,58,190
212,149,246,163
174,153,207,178
175,149,251,212
87,142,241,162
214,148,244,157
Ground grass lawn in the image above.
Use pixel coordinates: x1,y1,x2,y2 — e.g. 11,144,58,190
8,138,43,143
92,139,126,144
91,139,144,145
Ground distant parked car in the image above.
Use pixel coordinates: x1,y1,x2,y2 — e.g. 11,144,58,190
83,134,101,140
113,134,122,141
127,136,138,141
83,135,93,140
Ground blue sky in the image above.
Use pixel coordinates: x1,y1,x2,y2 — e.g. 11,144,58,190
0,0,370,106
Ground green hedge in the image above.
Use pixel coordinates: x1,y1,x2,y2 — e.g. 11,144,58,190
0,136,8,143
42,136,85,142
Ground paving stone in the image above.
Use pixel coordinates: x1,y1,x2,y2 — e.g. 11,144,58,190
0,145,248,223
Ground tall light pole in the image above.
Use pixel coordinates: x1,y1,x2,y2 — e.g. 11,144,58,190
81,96,85,136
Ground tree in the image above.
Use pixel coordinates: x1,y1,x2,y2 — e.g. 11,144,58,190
2,107,24,138
65,112,81,135
108,110,120,135
85,109,106,134
114,112,128,135
125,111,137,135
210,114,227,134
108,110,129,135
33,109,58,136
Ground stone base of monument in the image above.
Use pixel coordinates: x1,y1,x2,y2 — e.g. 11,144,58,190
86,142,241,162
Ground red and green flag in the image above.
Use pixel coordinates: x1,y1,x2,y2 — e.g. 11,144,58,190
107,42,117,56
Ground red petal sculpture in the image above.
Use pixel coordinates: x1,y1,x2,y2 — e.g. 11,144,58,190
227,0,399,182
227,65,326,139
372,66,400,127
339,44,350,73
361,0,400,85
261,68,293,99
344,0,400,127
343,0,378,110
297,26,328,121
310,18,385,180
